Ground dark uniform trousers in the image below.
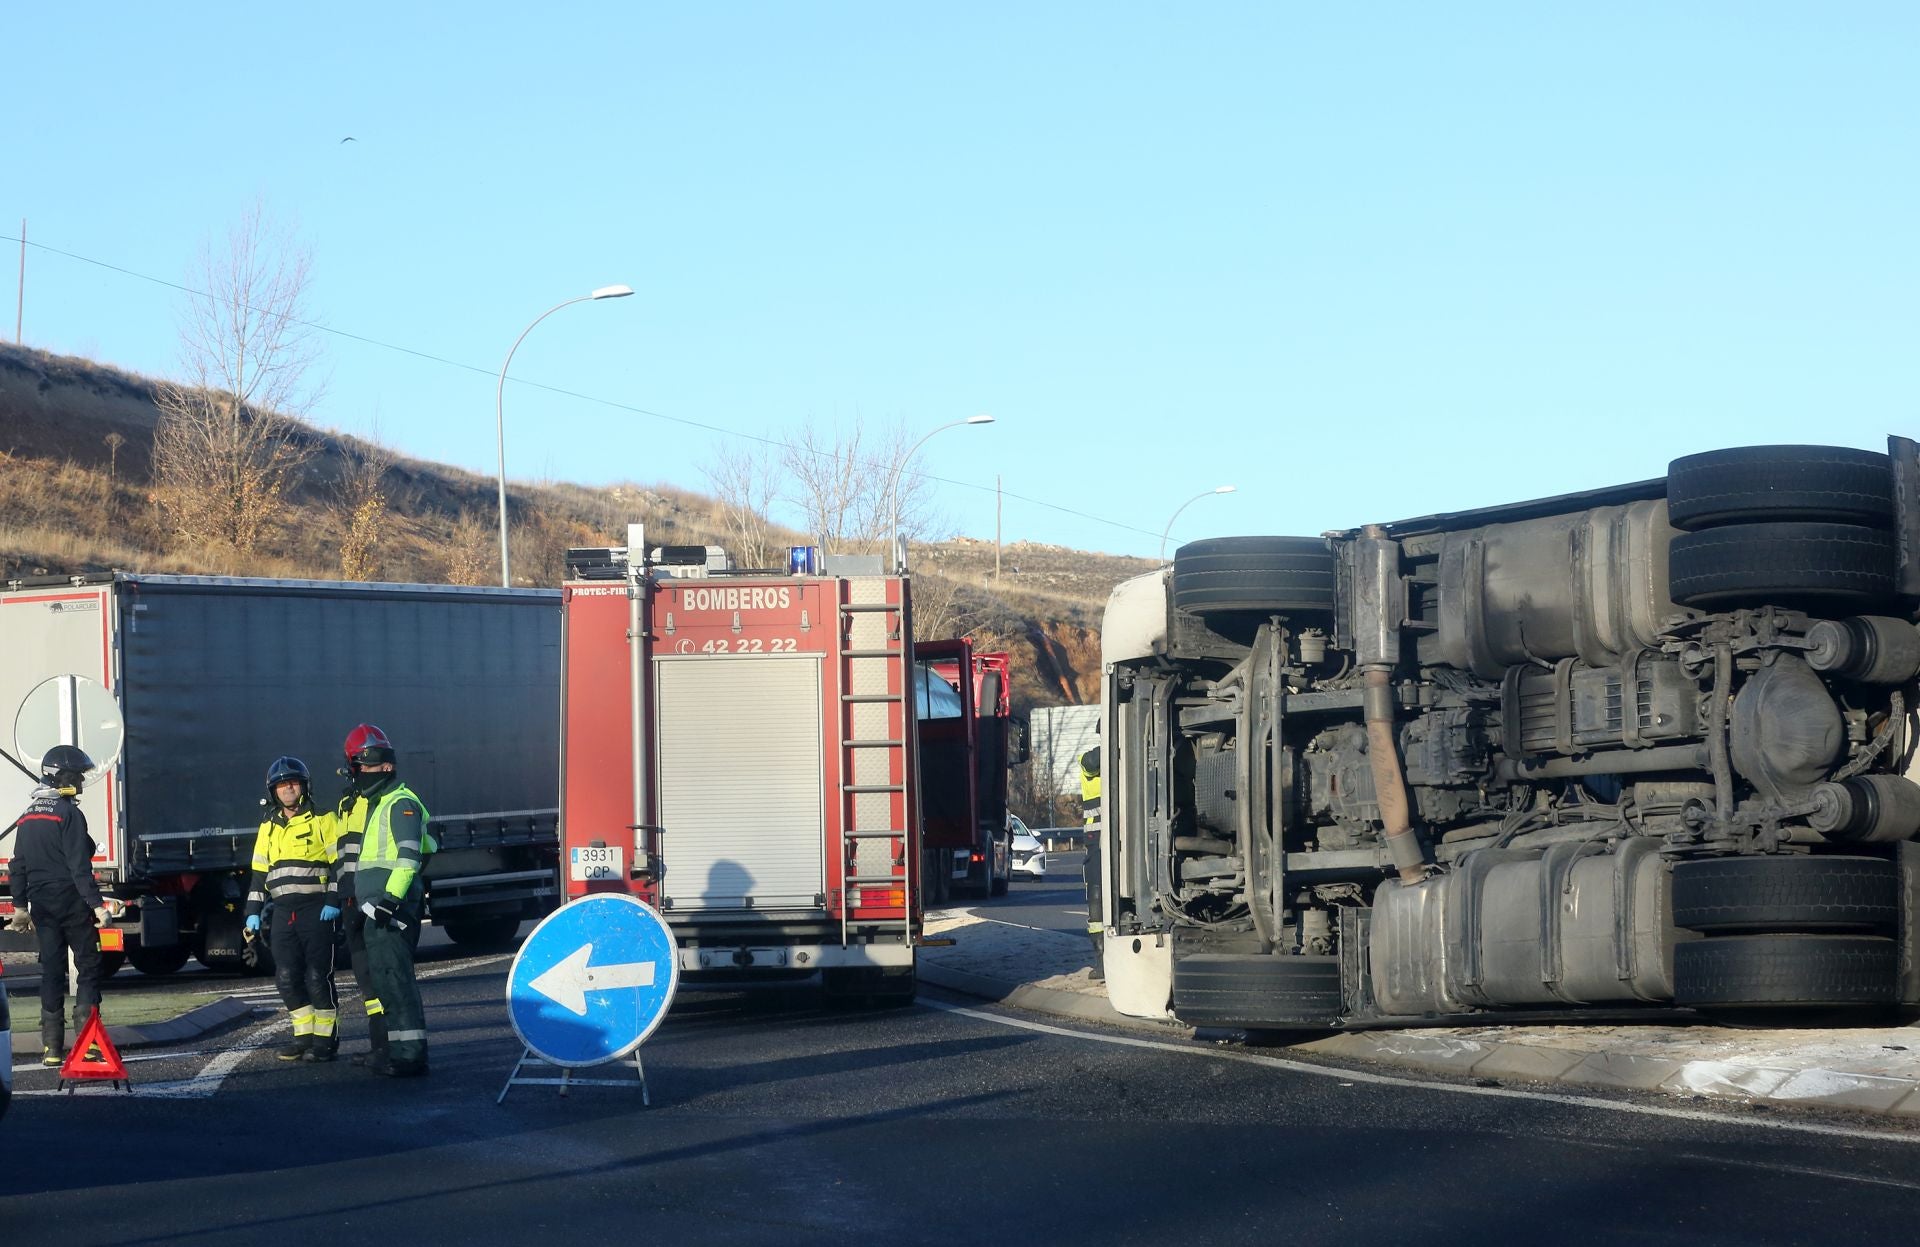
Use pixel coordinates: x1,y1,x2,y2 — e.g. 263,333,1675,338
32,892,103,1038
270,896,339,1019
362,899,427,1068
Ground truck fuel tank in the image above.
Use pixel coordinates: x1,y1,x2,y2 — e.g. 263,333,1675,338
1369,840,1682,1016
1418,499,1680,678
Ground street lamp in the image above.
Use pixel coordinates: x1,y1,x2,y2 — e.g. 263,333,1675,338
1159,485,1237,559
888,414,994,571
495,284,635,587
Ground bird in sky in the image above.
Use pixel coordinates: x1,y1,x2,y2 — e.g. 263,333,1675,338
340,136,357,144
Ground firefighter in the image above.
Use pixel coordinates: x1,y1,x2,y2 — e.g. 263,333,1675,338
329,731,383,1067
3,745,115,1066
244,756,342,1062
335,723,432,1077
1079,729,1103,982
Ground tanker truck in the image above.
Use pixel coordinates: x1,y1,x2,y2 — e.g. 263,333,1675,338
1097,442,1920,1029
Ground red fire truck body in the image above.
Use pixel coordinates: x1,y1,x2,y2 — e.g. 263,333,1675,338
560,537,920,996
914,642,1018,899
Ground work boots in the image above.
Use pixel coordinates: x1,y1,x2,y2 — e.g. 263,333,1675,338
304,1035,338,1063
350,1014,389,1067
276,1035,314,1062
40,1012,63,1068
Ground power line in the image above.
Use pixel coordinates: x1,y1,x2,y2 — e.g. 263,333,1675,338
2,231,1167,542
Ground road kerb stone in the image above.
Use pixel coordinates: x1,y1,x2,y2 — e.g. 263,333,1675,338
1764,1068,1919,1114
1660,1061,1795,1101
1467,1042,1586,1083
1332,1033,1491,1076
1563,1051,1689,1092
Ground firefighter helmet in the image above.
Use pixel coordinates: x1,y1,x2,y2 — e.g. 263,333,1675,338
343,723,395,769
266,755,311,794
40,744,95,789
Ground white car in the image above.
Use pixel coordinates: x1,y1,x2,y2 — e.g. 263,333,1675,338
1009,814,1048,879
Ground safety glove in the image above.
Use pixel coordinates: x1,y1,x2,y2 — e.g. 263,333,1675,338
3,909,31,934
244,913,262,936
319,904,341,922
361,896,402,929
93,904,114,927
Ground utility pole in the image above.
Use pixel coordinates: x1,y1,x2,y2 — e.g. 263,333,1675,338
994,474,1002,579
14,218,23,345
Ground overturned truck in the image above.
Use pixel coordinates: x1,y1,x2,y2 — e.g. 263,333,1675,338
1099,442,1920,1029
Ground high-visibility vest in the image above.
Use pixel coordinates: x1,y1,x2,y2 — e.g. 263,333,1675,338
1079,746,1102,829
355,783,434,902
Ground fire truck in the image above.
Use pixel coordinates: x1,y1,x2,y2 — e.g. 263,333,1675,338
915,642,1027,900
560,533,922,1000
0,573,562,975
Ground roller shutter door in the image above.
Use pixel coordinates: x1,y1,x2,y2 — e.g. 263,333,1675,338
654,654,825,911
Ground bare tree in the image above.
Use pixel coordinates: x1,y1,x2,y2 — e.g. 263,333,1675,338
152,202,322,554
780,417,939,555
702,441,781,569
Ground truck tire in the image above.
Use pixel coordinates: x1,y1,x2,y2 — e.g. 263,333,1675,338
1171,953,1344,1028
1671,855,1901,934
97,951,126,979
1673,934,1897,1008
1667,522,1896,606
128,943,192,977
1667,446,1894,530
1171,537,1337,618
441,915,523,951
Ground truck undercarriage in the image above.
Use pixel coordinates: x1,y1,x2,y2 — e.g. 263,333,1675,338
1101,443,1920,1029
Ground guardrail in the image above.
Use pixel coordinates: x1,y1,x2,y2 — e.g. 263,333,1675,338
1029,827,1087,851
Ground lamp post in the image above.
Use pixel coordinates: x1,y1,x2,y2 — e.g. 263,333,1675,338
495,284,634,586
1159,485,1237,559
888,414,994,570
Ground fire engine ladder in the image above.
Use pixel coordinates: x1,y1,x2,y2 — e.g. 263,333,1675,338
836,578,912,948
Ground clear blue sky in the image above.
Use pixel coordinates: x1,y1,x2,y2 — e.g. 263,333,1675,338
9,4,1919,557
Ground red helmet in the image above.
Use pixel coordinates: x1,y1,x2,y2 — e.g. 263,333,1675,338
343,723,395,769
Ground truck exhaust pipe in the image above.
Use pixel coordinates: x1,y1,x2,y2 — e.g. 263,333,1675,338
1353,525,1426,884
1365,666,1427,883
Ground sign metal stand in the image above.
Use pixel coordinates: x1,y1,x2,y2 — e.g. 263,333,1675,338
497,1047,648,1105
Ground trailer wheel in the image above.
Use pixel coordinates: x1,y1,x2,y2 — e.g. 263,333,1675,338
97,951,126,980
1674,934,1897,1009
1667,522,1896,607
1171,537,1337,618
128,943,192,977
1667,445,1894,530
441,916,524,951
1671,855,1901,935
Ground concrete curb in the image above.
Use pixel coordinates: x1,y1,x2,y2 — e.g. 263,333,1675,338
920,949,1920,1118
9,996,260,1058
1297,1029,1920,1117
919,962,1182,1031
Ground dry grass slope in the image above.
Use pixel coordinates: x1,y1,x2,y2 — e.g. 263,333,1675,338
0,341,1156,712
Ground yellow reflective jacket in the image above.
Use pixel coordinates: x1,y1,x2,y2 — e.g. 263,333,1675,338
244,804,337,915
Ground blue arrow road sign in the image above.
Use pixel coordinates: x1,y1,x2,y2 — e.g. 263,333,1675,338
507,894,680,1067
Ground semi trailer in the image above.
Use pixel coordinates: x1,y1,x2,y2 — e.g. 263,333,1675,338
0,573,562,974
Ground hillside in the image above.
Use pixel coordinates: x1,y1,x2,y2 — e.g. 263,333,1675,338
0,341,1156,715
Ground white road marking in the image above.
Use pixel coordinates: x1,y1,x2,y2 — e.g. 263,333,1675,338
924,999,1920,1150
948,907,1079,935
8,950,515,1096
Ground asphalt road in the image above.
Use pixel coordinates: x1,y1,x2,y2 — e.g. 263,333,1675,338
6,884,1920,1245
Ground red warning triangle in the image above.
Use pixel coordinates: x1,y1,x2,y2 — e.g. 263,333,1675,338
58,1007,131,1087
